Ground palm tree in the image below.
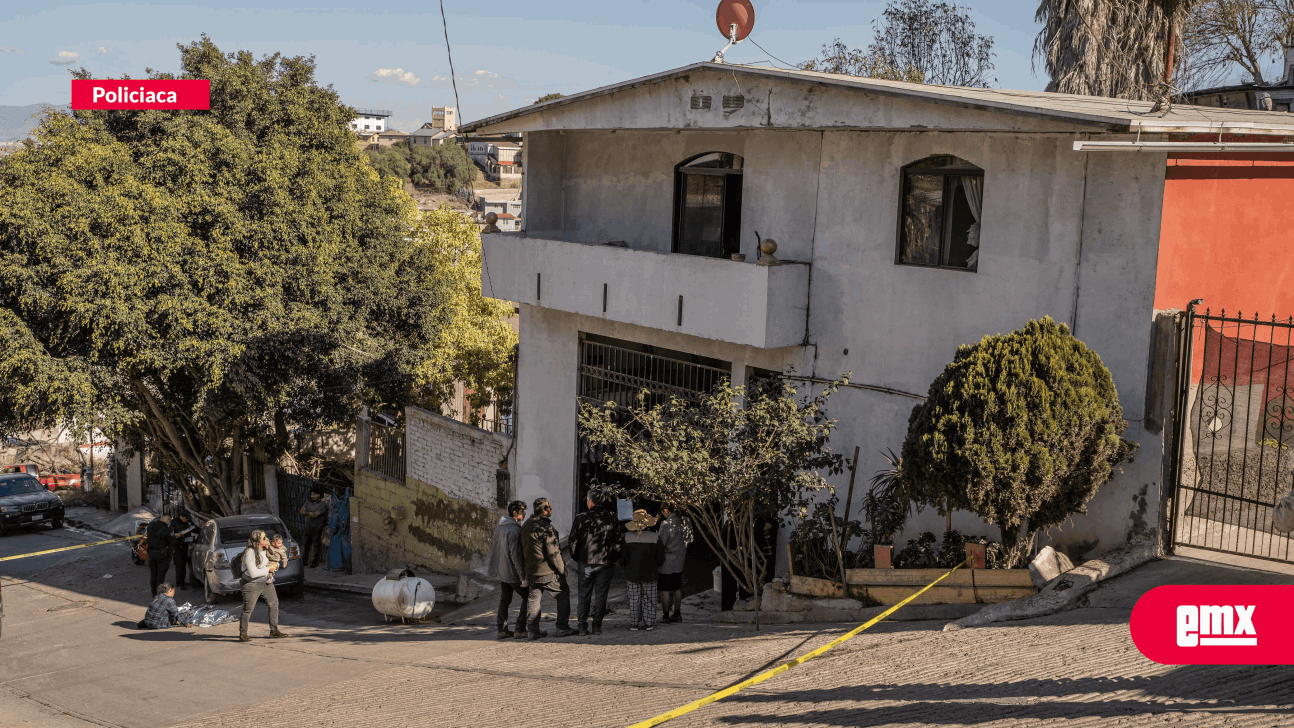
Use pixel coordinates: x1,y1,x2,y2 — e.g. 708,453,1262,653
1034,0,1195,101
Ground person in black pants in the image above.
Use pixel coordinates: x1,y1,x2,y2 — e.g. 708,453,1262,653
170,511,200,589
298,490,328,568
145,515,174,597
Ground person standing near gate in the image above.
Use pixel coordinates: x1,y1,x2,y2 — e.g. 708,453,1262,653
299,490,328,568
521,497,576,639
568,491,621,635
145,515,174,597
170,510,200,589
657,503,688,623
487,500,528,639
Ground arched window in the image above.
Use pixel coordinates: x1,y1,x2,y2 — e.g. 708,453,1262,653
673,152,743,259
897,155,983,271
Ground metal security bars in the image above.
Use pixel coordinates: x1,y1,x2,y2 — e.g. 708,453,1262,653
366,420,406,483
576,337,731,510
1170,307,1294,564
578,339,731,408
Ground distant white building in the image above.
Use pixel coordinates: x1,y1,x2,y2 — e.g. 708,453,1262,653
481,197,522,231
350,108,391,133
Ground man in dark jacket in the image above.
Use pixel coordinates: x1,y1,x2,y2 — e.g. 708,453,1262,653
145,515,174,597
568,494,622,635
170,511,200,589
487,500,528,639
520,497,576,639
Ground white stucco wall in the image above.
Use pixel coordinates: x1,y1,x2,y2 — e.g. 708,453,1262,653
499,88,1170,561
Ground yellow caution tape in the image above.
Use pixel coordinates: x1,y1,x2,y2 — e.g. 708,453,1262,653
0,534,142,563
626,561,967,728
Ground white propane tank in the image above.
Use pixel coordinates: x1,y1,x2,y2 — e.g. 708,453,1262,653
371,568,436,622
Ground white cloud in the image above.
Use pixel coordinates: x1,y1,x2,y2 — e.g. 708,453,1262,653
369,68,420,86
432,75,446,81
0,46,26,53
94,46,117,55
474,69,497,77
49,51,79,66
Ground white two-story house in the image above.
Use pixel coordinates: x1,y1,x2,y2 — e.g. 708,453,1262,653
463,62,1294,566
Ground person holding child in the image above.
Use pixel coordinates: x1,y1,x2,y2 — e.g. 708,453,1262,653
239,529,289,642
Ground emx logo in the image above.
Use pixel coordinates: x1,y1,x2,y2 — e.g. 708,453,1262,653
1131,585,1294,664
1176,604,1256,646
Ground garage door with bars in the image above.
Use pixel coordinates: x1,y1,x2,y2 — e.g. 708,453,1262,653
576,335,730,509
1169,306,1294,564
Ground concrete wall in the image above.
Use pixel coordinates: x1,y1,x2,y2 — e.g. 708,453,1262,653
354,406,512,574
481,234,810,348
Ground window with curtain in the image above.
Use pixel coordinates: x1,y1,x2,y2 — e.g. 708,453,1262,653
673,152,743,259
896,155,983,271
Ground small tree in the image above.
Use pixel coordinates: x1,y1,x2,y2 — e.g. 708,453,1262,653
578,375,848,627
800,0,995,87
901,317,1136,567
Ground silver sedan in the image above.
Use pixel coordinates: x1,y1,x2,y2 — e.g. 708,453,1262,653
192,514,305,604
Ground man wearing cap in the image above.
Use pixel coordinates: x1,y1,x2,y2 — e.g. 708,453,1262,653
619,509,665,631
521,497,576,639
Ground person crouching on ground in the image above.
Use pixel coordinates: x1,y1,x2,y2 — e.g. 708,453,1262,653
487,499,529,640
657,503,688,624
138,583,190,630
521,497,576,639
619,509,664,631
239,529,289,642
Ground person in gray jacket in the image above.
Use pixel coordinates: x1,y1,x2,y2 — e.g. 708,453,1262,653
657,504,688,623
487,500,529,639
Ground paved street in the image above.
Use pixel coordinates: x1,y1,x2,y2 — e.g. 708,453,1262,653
3,523,1292,728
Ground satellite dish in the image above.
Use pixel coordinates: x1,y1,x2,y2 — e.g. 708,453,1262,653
716,0,755,42
712,0,755,63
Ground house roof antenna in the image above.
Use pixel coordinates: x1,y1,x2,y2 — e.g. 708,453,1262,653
712,0,755,64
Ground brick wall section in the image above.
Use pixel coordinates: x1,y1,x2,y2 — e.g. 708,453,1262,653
355,406,514,575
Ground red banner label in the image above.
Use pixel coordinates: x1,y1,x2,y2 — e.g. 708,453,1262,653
70,80,210,110
1130,585,1294,664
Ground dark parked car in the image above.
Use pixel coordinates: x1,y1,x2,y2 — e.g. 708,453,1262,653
0,473,65,535
193,514,304,604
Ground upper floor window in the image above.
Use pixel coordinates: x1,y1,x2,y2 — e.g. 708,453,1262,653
897,155,983,272
673,152,743,259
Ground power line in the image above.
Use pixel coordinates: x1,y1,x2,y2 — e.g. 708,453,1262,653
439,0,462,116
748,38,799,70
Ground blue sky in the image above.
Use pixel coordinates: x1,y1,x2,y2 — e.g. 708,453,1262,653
1,0,1044,130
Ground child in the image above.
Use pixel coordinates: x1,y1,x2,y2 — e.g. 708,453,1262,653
618,509,665,631
138,583,189,630
268,533,290,571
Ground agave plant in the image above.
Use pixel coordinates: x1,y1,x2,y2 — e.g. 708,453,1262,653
862,448,911,545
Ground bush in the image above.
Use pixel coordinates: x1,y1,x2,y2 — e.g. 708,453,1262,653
901,317,1136,567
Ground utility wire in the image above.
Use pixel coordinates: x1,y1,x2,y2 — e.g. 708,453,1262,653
748,38,799,70
439,0,462,116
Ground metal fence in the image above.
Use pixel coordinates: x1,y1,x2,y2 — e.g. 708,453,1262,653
366,420,406,483
576,337,731,509
1170,307,1294,564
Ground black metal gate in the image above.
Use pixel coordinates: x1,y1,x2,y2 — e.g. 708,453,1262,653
1169,304,1294,563
575,335,731,510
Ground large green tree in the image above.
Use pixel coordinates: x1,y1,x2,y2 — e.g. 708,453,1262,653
0,38,513,515
900,317,1136,567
